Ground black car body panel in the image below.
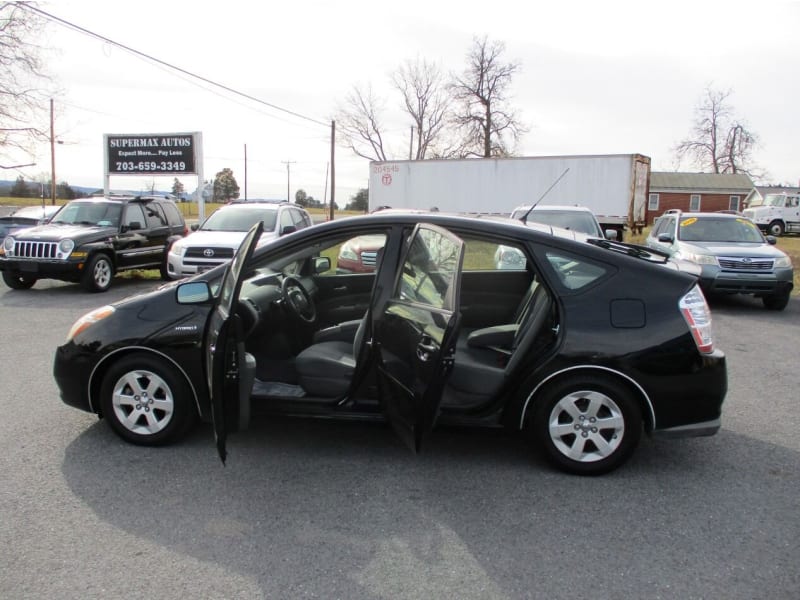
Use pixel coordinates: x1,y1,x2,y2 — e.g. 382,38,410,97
54,212,727,474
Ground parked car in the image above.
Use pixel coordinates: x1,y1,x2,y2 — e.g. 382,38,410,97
496,205,614,269
0,204,61,239
646,210,794,310
165,201,313,279
54,212,727,475
0,196,187,292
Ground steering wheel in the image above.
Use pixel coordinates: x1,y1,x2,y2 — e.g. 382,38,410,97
281,276,316,323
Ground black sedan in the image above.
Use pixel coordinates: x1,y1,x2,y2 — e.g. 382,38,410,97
54,213,727,475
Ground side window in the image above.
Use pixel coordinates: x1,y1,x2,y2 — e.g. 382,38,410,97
689,194,701,211
123,204,147,229
648,193,659,211
729,195,740,211
279,209,294,233
395,227,461,310
461,237,527,271
544,250,608,291
290,208,308,229
143,203,167,228
319,233,387,275
160,202,183,227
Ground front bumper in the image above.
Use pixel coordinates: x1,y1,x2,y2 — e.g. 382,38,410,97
53,341,95,413
0,257,84,281
698,267,794,296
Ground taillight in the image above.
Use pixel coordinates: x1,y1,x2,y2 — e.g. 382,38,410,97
679,284,714,353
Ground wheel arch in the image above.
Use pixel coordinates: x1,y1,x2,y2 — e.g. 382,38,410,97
516,365,656,432
88,346,202,418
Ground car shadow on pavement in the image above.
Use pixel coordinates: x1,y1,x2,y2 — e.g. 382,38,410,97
60,415,800,599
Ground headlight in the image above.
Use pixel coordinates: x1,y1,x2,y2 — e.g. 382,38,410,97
59,239,74,255
169,240,184,255
339,245,358,261
3,236,14,253
66,305,116,342
681,251,718,266
775,255,792,268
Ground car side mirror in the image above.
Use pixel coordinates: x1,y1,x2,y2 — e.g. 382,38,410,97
314,256,331,274
128,221,142,231
176,281,212,304
766,235,777,245
604,229,618,240
191,223,199,231
280,225,297,236
657,233,674,243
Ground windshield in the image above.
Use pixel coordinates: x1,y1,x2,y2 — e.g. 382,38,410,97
201,207,278,232
50,201,122,227
678,216,765,243
763,194,786,207
526,210,602,236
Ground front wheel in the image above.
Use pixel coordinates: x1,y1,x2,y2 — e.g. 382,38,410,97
2,271,36,290
99,353,196,446
81,254,114,292
532,375,642,475
763,291,790,311
767,220,785,237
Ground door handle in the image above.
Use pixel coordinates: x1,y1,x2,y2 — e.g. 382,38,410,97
416,337,437,362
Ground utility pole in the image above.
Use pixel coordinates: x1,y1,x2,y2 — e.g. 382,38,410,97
329,120,335,221
244,143,248,201
282,160,295,202
50,98,56,205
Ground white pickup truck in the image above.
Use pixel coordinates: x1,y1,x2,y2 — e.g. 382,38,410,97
743,192,800,236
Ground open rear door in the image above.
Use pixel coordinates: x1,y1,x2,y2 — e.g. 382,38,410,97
204,222,263,463
374,223,464,452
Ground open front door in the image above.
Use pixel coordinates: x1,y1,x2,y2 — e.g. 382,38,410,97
204,222,263,463
374,223,464,452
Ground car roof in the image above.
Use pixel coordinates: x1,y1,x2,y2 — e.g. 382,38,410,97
513,204,596,213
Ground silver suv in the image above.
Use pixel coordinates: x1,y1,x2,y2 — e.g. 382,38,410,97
165,201,312,279
647,211,793,310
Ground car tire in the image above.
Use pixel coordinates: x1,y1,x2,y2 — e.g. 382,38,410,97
81,253,114,292
763,291,790,311
531,374,642,475
2,271,36,290
767,220,785,237
100,353,196,446
159,251,171,281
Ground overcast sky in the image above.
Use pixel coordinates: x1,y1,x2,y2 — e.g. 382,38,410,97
13,0,800,201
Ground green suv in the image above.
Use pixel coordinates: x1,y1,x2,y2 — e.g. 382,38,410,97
646,210,793,310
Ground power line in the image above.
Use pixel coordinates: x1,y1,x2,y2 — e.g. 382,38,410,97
16,3,330,129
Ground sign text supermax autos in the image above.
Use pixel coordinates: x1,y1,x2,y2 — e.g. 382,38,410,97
105,133,198,175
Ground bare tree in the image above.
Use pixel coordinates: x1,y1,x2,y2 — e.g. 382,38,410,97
335,84,390,162
674,87,763,178
0,3,52,169
391,58,450,160
449,36,527,158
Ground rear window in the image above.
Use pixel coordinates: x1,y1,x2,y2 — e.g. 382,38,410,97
159,201,184,227
544,250,608,290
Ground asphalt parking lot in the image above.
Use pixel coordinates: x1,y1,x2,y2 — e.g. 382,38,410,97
0,278,798,599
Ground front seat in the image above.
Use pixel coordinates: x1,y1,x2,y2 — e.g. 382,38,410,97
294,313,367,397
294,246,384,397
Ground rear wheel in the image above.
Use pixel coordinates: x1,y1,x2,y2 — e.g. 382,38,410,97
100,353,196,446
81,253,113,292
767,220,785,236
532,374,642,475
2,271,36,290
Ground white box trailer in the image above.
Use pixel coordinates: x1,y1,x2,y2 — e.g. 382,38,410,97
369,153,651,238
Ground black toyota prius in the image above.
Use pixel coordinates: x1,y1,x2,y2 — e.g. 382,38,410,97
54,212,727,475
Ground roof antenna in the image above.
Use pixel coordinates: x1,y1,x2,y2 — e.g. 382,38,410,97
520,168,570,224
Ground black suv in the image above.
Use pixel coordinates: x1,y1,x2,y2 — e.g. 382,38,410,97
0,196,187,292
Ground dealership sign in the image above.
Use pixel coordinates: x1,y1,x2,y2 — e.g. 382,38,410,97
104,132,200,175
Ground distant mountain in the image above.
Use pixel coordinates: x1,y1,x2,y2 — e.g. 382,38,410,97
0,179,172,198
